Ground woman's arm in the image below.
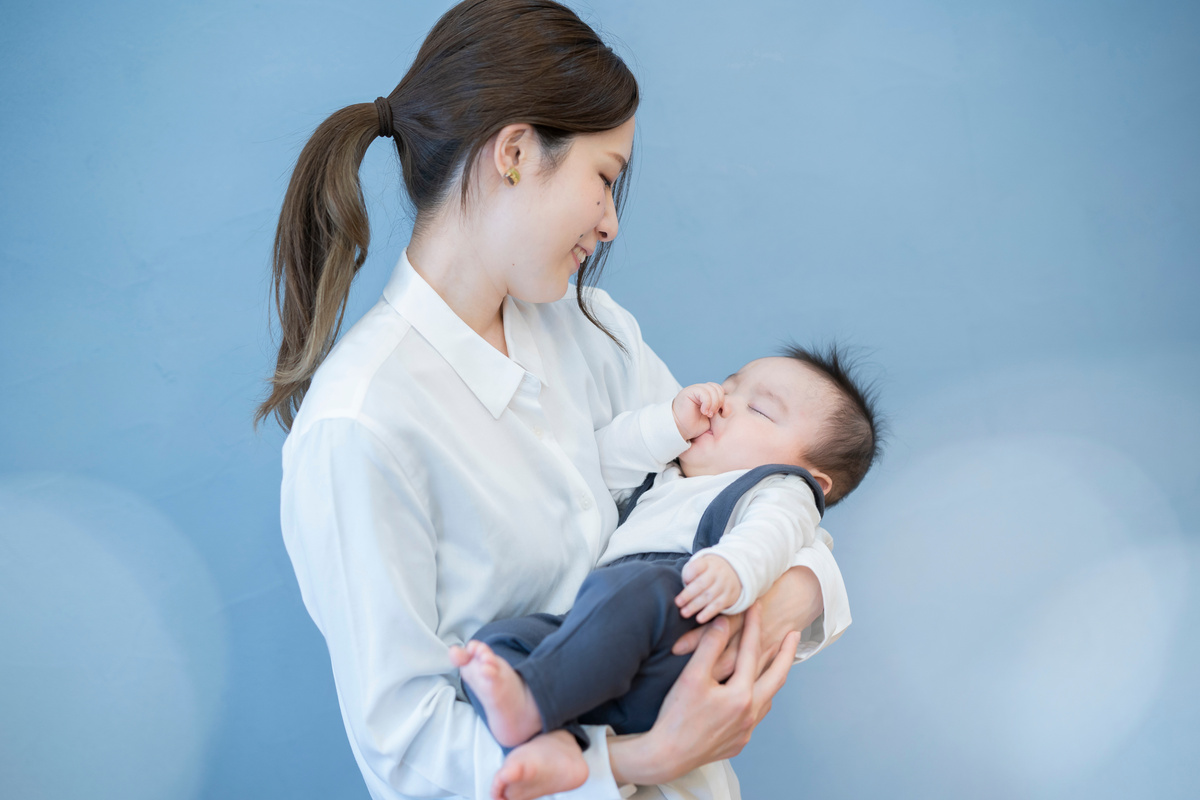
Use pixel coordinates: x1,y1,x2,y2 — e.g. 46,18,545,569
607,606,801,785
283,418,624,799
284,419,501,797
673,558,845,681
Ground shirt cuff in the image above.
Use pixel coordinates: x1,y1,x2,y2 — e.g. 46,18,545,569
639,400,690,466
790,541,851,662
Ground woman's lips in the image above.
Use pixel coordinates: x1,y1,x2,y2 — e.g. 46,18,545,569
571,244,589,271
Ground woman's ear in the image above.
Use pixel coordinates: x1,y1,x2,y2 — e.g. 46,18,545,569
491,123,534,179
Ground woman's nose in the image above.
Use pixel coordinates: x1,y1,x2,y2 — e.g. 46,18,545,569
596,190,619,242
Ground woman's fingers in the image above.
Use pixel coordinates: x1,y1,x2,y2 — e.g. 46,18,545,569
679,616,731,678
756,631,799,696
727,604,763,691
671,626,703,656
670,610,745,660
712,629,740,682
751,630,800,721
638,611,784,779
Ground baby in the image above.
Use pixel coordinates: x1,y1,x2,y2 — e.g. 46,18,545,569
450,344,881,800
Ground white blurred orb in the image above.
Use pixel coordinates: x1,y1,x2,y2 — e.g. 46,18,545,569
999,541,1191,784
0,473,227,800
851,433,1190,786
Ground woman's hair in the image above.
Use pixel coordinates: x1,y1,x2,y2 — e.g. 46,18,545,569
257,0,640,430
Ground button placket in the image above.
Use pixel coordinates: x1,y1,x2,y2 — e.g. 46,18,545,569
510,372,603,562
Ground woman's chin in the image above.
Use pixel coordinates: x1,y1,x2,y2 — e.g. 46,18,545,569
510,278,570,304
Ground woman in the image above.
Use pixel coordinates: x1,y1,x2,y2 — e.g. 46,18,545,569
258,2,850,798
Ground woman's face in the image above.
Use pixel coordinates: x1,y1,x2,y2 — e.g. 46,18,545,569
488,117,636,303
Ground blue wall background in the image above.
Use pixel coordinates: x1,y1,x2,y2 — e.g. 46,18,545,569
2,1,1197,797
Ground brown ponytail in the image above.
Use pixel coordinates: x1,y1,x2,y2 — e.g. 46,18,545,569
257,0,639,431
256,103,377,430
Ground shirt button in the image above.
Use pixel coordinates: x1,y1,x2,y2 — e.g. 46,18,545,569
580,493,593,510
533,427,544,440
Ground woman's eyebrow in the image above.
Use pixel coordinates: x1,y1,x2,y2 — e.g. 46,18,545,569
609,152,629,172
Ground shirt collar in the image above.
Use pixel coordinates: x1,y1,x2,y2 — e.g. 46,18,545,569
502,296,548,387
383,250,530,419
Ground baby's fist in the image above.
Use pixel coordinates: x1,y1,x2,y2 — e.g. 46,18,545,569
672,382,724,441
676,554,742,623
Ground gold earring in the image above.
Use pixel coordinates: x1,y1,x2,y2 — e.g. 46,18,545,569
504,166,521,186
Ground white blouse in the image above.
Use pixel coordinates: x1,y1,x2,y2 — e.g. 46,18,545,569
280,252,852,800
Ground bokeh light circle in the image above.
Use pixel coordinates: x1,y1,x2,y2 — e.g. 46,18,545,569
0,473,227,800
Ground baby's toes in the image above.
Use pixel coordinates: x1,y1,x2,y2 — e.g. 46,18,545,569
448,645,471,667
478,657,501,682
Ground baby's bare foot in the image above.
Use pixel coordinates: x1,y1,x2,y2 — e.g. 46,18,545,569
453,640,543,747
491,730,589,800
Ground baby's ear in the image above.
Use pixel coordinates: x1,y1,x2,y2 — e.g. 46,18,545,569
809,469,833,499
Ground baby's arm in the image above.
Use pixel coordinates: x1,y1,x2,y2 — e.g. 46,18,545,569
684,475,822,617
594,383,724,492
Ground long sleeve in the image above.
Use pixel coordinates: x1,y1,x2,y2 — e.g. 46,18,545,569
789,531,851,661
688,475,821,616
594,401,689,492
585,291,683,431
281,418,623,800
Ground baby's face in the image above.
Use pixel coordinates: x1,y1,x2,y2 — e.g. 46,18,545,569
678,357,835,478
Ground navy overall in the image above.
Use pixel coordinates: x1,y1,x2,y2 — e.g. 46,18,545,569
465,464,826,749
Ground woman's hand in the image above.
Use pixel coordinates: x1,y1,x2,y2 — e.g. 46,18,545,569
607,605,801,786
671,565,822,680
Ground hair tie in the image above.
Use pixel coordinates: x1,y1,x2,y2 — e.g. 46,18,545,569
374,96,395,139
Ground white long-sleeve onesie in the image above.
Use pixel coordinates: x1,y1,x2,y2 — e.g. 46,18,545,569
595,400,839,654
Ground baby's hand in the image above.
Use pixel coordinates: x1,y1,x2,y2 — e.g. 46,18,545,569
676,555,742,623
672,382,724,440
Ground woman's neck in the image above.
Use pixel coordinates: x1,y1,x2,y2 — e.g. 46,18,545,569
407,228,508,356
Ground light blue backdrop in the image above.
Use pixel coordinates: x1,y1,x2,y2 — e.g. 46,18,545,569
2,1,1197,798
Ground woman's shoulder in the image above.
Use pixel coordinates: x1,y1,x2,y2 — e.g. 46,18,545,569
288,298,416,440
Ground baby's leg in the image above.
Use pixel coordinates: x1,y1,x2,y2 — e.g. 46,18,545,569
450,641,544,747
516,560,700,732
491,730,588,800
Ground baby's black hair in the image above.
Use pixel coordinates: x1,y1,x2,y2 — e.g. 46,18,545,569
781,343,884,506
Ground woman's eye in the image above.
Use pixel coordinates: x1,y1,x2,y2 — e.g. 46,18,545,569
601,175,614,189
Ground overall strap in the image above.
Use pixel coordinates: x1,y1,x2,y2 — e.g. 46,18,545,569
617,471,659,527
692,464,826,553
